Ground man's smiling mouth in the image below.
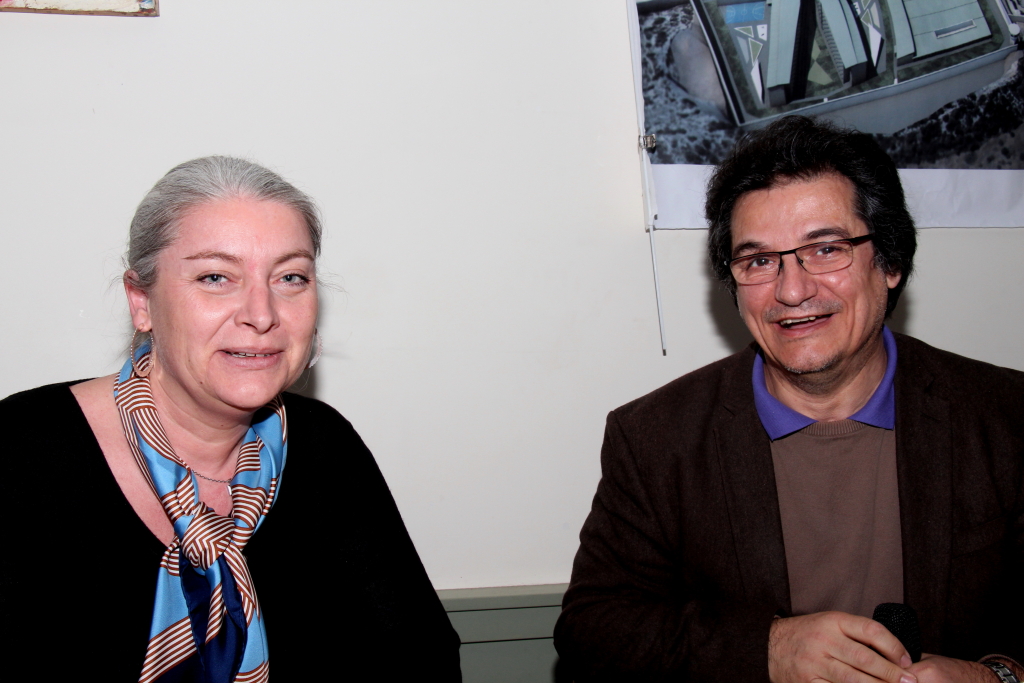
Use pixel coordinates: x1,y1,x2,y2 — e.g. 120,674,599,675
778,314,832,328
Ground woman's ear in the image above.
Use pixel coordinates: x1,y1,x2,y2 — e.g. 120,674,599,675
124,271,152,332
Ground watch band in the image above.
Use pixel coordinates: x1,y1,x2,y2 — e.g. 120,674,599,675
983,661,1021,683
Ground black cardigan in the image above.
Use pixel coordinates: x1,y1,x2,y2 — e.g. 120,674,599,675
0,382,461,681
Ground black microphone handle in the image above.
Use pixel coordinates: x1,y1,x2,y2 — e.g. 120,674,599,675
872,602,922,663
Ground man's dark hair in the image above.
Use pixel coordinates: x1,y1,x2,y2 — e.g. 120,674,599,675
705,115,916,316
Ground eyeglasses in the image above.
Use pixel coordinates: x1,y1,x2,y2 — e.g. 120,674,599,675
727,234,875,285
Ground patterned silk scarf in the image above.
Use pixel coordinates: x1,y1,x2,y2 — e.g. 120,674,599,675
114,343,287,683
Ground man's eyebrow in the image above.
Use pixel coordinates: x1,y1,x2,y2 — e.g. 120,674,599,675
731,240,769,258
805,227,852,241
731,227,855,258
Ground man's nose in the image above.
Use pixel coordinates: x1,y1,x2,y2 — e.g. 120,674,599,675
774,253,818,306
236,282,279,333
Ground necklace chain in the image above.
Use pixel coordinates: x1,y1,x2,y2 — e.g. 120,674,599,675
190,468,233,485
183,443,240,486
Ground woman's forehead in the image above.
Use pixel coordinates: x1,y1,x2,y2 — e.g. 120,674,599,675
170,197,315,260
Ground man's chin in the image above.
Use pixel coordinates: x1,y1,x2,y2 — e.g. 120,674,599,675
775,353,843,378
781,363,836,376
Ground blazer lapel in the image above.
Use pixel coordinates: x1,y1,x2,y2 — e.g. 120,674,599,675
894,338,952,652
715,348,792,614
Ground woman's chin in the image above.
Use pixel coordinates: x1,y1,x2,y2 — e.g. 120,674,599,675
211,376,294,414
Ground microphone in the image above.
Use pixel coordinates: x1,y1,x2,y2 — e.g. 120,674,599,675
872,603,921,663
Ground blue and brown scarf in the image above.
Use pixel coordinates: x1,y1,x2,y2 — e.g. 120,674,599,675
115,342,287,683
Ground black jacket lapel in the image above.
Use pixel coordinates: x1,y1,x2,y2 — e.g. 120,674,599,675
894,335,952,652
715,347,792,615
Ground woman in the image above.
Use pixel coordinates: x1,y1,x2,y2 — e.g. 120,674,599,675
1,157,461,681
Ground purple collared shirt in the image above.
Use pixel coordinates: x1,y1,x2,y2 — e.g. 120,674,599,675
752,326,897,440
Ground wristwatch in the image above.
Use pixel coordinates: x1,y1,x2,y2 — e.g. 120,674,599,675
983,660,1021,683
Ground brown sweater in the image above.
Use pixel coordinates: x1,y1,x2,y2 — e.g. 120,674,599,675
771,420,903,617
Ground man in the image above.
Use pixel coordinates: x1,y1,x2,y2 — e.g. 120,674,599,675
554,116,1023,683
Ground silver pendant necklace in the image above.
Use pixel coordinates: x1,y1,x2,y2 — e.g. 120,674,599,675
188,464,234,499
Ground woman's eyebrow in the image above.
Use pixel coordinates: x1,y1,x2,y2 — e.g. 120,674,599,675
181,249,314,265
183,250,241,264
274,250,315,265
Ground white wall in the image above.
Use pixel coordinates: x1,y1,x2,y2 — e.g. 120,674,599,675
1,2,1021,590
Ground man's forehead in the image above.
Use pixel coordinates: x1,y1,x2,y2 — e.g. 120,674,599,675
729,174,861,251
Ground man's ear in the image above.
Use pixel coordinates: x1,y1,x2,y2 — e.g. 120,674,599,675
885,270,902,290
124,271,152,332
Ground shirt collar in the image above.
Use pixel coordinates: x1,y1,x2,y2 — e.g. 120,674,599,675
752,326,897,440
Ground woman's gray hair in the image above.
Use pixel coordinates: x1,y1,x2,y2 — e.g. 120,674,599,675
126,156,323,290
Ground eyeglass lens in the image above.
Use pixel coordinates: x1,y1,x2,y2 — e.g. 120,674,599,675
731,240,857,284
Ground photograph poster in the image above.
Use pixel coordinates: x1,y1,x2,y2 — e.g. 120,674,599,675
632,0,1024,228
0,1,156,16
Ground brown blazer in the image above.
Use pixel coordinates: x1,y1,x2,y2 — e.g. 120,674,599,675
555,334,1024,682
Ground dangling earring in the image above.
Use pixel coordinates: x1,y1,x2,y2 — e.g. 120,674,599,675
130,328,153,378
307,329,323,369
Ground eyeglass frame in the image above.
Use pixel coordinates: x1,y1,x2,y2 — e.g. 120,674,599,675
725,233,876,285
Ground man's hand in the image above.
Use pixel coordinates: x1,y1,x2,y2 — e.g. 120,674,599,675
768,611,917,683
907,655,994,683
